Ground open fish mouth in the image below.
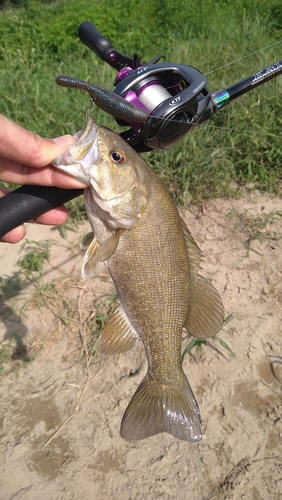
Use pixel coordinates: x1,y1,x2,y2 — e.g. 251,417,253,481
52,117,101,184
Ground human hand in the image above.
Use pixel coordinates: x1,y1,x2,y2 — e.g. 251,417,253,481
0,114,88,243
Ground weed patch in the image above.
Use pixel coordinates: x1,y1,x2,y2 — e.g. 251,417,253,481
0,0,281,210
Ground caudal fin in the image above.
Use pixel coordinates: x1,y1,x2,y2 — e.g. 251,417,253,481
120,374,201,442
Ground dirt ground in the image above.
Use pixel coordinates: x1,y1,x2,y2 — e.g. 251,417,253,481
0,189,281,500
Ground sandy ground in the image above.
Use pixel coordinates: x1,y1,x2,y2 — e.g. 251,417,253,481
0,189,281,500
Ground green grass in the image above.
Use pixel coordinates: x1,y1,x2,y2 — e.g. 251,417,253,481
182,314,238,362
0,0,281,206
88,292,116,356
1,0,281,377
17,239,54,281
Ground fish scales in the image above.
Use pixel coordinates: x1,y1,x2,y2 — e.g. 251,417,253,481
108,175,190,381
104,172,202,441
52,117,225,442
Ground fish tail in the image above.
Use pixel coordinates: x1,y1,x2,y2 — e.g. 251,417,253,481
120,373,202,442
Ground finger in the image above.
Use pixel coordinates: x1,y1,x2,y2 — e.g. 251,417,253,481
0,206,70,243
0,158,88,188
0,186,12,196
33,205,69,225
0,224,26,244
0,115,76,167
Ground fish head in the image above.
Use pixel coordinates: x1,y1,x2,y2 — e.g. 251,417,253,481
52,117,148,228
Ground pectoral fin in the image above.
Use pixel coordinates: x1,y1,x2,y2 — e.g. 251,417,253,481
180,217,224,338
81,229,124,280
97,228,124,262
81,237,102,280
99,303,139,355
80,232,94,250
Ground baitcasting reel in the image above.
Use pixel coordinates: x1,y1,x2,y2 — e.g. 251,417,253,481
79,21,211,152
0,20,281,236
78,21,282,153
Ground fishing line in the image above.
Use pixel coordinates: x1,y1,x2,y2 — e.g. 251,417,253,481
168,118,282,141
85,100,95,122
85,35,282,143
205,39,282,76
154,38,282,139
192,121,282,139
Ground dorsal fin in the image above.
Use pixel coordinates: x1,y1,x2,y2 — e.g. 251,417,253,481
184,274,225,338
180,218,203,268
180,217,225,338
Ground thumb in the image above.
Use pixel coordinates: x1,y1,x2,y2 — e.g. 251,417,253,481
52,134,76,147
0,114,76,167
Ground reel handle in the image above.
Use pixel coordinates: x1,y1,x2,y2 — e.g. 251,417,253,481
78,21,113,62
1,21,281,239
78,21,136,70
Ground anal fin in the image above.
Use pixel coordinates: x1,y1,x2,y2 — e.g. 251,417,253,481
99,303,139,355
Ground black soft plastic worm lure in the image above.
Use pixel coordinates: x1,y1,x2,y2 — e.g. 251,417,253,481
56,75,149,124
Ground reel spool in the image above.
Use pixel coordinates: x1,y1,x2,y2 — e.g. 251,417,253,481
114,63,212,150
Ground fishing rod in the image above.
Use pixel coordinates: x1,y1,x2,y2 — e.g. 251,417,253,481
0,21,281,237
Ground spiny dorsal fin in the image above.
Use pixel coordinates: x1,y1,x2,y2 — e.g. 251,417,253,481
120,372,201,442
180,217,224,338
99,303,139,355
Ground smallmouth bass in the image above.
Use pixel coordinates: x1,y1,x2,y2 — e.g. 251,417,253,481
53,117,224,442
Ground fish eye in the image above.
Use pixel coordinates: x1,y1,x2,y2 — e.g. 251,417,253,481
110,149,126,164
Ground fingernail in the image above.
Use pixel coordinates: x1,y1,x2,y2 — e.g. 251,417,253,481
52,135,76,146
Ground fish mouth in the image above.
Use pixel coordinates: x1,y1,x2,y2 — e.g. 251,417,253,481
52,117,101,184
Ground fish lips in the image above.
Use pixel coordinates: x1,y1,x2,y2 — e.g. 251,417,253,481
52,117,101,184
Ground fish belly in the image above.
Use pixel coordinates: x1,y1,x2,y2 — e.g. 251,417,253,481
106,179,202,441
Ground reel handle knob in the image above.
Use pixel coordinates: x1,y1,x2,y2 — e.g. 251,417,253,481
78,21,113,63
78,21,135,71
